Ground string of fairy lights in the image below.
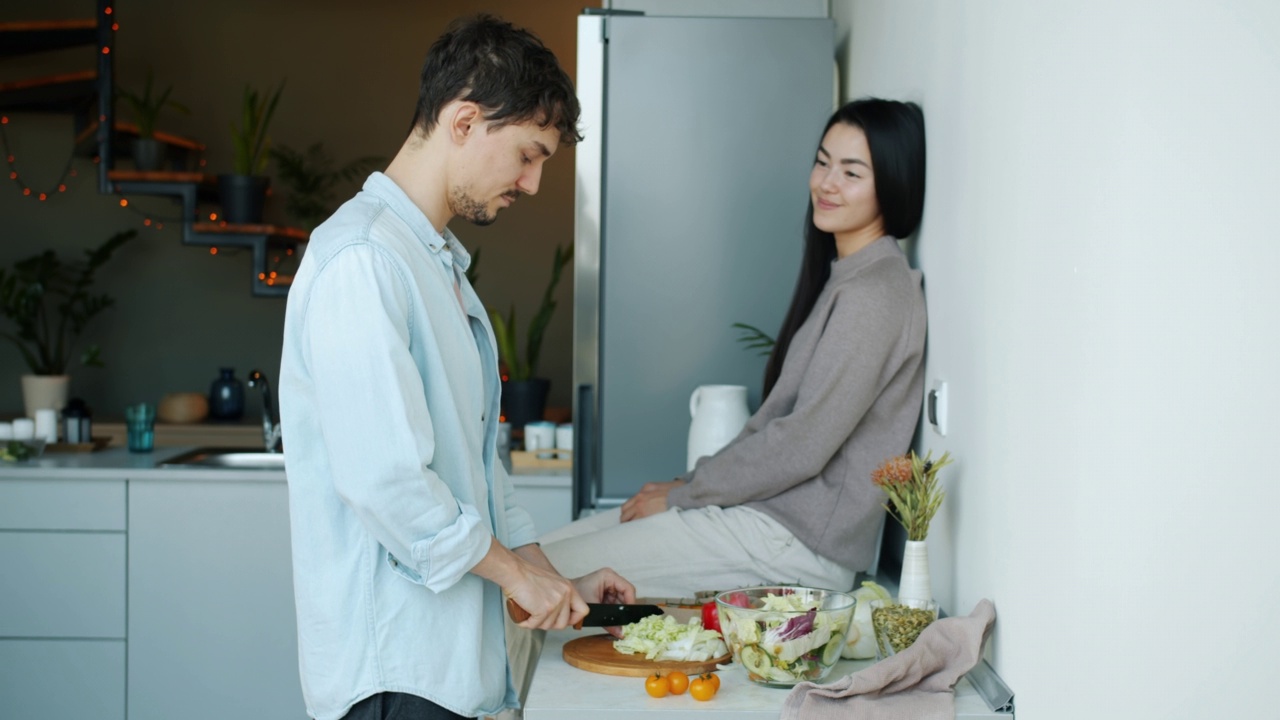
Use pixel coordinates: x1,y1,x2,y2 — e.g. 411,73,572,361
2,5,300,280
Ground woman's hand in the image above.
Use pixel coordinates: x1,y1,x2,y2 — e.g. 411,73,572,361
620,479,686,523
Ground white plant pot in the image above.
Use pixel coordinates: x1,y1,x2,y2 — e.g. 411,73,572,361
898,539,932,605
21,374,70,419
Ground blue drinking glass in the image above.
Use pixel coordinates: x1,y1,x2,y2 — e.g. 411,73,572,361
125,403,156,453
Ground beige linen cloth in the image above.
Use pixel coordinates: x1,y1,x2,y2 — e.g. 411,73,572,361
782,598,996,720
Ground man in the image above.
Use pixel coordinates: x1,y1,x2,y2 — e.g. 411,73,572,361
279,15,634,720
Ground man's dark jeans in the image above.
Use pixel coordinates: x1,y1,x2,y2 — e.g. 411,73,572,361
342,692,469,720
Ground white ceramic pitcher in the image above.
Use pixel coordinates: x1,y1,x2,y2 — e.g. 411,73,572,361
687,384,750,471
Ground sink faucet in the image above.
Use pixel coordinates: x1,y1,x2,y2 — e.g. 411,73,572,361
247,369,283,452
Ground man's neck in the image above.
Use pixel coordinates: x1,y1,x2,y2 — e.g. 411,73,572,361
384,132,452,233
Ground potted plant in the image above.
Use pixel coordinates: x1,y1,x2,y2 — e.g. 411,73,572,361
0,230,137,417
871,449,953,605
489,244,572,429
219,81,284,224
116,69,190,171
270,142,383,230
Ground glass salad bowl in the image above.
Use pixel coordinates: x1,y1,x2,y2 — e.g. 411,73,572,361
716,585,855,686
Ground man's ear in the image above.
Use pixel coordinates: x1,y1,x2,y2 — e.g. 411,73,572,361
445,102,483,146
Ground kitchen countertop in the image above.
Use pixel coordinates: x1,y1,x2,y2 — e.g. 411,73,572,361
0,446,568,482
524,628,1005,720
0,446,285,482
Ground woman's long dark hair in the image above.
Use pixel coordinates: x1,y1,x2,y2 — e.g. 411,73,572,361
761,98,927,399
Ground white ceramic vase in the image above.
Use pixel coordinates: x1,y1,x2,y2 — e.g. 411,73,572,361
898,539,932,605
21,374,70,419
687,384,749,471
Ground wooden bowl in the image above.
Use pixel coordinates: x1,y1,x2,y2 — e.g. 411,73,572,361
158,392,209,424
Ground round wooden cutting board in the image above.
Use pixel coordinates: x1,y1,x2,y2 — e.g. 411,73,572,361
562,634,731,677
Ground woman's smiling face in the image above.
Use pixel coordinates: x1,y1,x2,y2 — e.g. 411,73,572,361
809,122,884,253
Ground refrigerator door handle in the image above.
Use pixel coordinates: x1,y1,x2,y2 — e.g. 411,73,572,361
572,383,595,519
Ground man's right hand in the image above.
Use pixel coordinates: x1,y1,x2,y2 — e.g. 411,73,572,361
503,562,589,630
471,536,588,630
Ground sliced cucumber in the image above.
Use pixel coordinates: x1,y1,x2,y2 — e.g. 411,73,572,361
821,633,845,665
740,645,772,677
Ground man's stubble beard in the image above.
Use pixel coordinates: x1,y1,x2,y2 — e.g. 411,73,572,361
449,185,497,227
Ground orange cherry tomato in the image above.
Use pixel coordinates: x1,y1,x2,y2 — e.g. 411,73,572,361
667,670,689,695
645,672,670,698
690,674,717,701
708,672,721,692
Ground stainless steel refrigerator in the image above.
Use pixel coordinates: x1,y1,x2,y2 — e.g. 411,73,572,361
572,10,836,516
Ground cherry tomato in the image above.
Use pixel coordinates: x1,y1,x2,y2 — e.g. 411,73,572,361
645,672,670,698
667,670,689,695
723,591,751,608
708,672,721,692
690,674,717,701
700,600,721,633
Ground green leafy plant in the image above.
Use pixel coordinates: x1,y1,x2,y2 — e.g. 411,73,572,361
117,69,190,138
0,230,137,375
489,244,572,381
230,81,284,176
270,142,384,230
871,450,953,541
732,322,775,357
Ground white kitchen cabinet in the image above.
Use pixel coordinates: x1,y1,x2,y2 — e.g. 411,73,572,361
509,472,573,536
0,477,128,720
0,532,126,638
0,640,125,720
127,480,306,720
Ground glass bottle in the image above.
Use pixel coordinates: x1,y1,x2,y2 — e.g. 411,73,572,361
208,368,245,421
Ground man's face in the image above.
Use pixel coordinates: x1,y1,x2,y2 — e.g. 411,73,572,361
449,119,560,226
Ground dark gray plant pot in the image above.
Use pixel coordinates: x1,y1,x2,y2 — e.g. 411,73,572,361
217,174,270,224
131,138,165,172
501,378,550,432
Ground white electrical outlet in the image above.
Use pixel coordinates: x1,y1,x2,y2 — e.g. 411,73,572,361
927,381,948,436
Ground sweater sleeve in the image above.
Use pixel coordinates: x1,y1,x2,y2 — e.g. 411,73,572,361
667,271,909,509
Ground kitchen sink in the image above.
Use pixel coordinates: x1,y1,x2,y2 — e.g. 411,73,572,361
160,447,286,470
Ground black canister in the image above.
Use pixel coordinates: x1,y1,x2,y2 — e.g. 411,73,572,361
63,397,93,443
208,368,246,420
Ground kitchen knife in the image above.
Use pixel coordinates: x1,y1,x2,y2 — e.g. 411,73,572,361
506,598,663,628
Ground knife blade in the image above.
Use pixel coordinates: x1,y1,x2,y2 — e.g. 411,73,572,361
506,598,663,628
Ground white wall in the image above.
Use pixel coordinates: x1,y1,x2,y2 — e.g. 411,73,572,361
831,1,1280,716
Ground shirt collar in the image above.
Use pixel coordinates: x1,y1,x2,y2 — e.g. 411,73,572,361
360,171,472,271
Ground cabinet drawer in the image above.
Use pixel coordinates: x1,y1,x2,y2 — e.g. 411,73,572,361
0,532,126,638
0,640,125,720
0,479,126,530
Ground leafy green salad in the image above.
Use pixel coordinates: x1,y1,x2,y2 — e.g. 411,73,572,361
720,592,853,684
613,614,728,662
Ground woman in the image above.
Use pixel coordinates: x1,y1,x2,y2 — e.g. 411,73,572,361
540,98,927,598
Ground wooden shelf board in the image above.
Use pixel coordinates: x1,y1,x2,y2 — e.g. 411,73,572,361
192,222,310,242
0,20,97,57
75,121,205,153
0,69,96,94
108,169,207,184
0,19,97,32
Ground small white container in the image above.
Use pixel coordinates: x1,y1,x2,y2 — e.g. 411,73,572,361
524,421,556,453
12,418,35,441
34,408,58,443
0,422,13,440
555,423,574,451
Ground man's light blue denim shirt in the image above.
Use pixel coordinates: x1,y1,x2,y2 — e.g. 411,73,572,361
279,172,538,719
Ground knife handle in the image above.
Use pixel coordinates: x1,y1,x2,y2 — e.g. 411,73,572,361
506,597,584,630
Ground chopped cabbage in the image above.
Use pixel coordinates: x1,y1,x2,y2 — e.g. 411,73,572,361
841,581,892,659
613,614,727,662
